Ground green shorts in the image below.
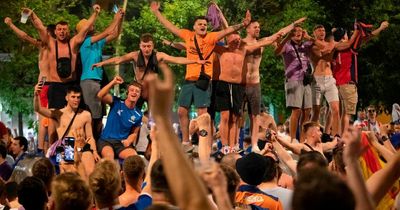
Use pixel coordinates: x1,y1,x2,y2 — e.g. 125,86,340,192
178,81,211,108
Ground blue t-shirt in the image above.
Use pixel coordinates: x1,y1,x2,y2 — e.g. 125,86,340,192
120,193,152,210
80,36,106,81
101,96,142,141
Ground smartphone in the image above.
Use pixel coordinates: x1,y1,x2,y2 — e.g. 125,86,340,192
63,137,75,162
39,76,47,87
55,146,64,163
113,4,119,14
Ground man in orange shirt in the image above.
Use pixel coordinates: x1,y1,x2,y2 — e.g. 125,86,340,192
150,1,251,148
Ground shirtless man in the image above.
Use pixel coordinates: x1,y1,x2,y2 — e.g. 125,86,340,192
4,17,55,153
309,25,341,137
28,5,100,110
92,33,206,109
242,18,306,151
150,1,251,149
275,121,337,156
214,32,282,152
34,84,100,162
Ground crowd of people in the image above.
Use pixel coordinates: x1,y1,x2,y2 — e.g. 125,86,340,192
0,1,399,210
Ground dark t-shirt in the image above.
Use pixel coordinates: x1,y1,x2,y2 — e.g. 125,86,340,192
0,161,12,181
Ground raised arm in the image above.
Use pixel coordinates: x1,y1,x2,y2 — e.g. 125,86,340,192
91,9,124,44
158,52,206,65
322,137,338,152
97,76,123,104
271,134,297,175
26,8,49,44
246,31,283,53
277,17,307,35
34,84,61,120
215,10,251,41
147,62,213,210
92,52,136,69
276,135,304,155
162,39,187,51
72,4,100,50
371,21,389,37
274,33,292,56
150,1,181,37
4,17,41,47
334,29,360,51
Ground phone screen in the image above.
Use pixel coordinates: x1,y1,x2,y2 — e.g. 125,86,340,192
63,137,75,162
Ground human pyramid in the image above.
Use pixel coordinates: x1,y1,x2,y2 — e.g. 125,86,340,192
1,1,398,210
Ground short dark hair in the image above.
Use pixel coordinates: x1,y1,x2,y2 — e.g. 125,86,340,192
56,21,68,26
18,177,48,210
47,24,56,38
32,158,55,191
302,121,320,133
193,16,208,24
14,136,28,152
6,181,18,201
262,156,278,182
140,33,154,43
151,160,175,204
292,168,355,210
123,156,146,187
0,141,7,158
128,81,143,90
66,85,82,94
313,24,324,31
296,151,328,173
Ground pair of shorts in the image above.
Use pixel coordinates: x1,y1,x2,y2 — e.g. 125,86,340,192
285,80,312,109
80,80,102,119
338,83,358,115
47,82,70,109
214,80,245,115
97,139,135,158
39,84,50,107
312,76,339,105
178,81,211,108
243,83,261,115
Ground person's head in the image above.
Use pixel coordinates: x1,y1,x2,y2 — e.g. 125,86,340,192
89,160,121,207
55,21,70,41
65,85,82,109
76,19,94,36
46,24,56,39
358,110,366,120
296,151,328,173
221,153,241,169
303,121,322,142
242,136,252,150
246,21,260,38
313,25,326,41
236,152,269,186
220,164,240,205
332,27,348,42
192,16,208,36
5,181,18,202
52,172,92,210
0,140,7,160
126,81,142,103
262,156,279,183
367,105,377,119
122,155,146,191
139,33,155,57
277,123,285,133
32,158,56,191
10,136,28,156
18,177,48,210
292,168,355,210
291,24,304,42
151,159,175,205
227,32,241,48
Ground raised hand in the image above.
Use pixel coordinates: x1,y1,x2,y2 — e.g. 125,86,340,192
4,17,12,25
92,4,101,13
294,17,307,25
112,75,124,85
243,10,251,26
380,21,389,29
342,129,364,161
150,1,160,12
21,8,33,16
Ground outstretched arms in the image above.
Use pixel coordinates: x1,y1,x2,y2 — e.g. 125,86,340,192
4,17,41,48
215,10,251,41
246,31,284,53
150,1,181,37
157,52,206,65
34,84,61,120
71,4,101,50
92,52,136,69
91,8,125,44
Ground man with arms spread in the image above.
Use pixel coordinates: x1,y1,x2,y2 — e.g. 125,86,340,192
242,18,306,151
214,31,282,153
93,33,206,109
34,85,100,162
150,1,251,149
96,76,142,160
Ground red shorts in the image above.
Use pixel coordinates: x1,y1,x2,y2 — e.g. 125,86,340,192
40,84,49,107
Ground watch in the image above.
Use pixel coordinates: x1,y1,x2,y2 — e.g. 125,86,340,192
199,129,208,137
381,135,389,142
